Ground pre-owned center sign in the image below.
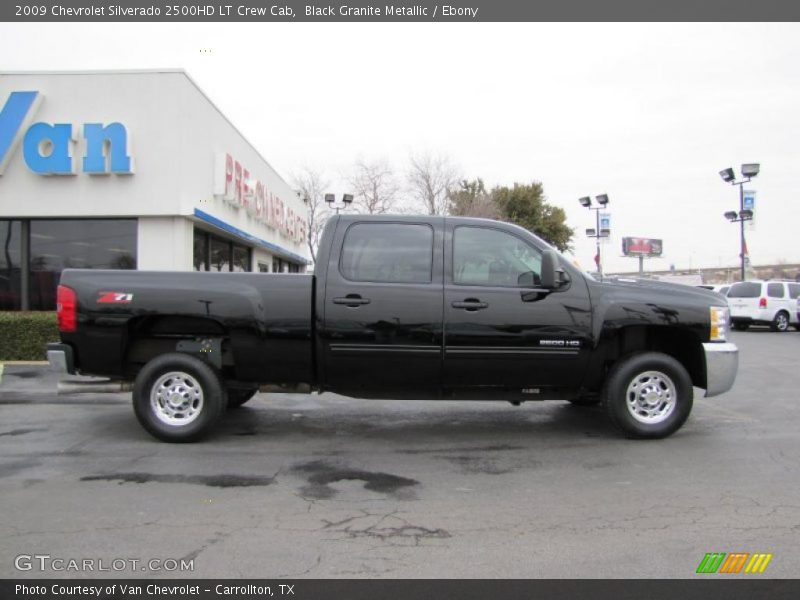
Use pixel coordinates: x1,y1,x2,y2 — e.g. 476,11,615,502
214,152,307,244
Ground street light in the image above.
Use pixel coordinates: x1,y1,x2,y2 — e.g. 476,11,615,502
579,194,610,281
325,192,354,215
719,163,759,281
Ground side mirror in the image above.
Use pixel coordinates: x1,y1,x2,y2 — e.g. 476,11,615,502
517,271,541,287
540,250,566,290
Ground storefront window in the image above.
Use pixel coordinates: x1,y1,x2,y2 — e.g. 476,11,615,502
0,220,22,310
209,237,231,272
29,219,137,310
232,245,250,272
195,227,253,273
193,229,208,271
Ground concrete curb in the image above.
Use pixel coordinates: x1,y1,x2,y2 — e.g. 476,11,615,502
0,363,129,404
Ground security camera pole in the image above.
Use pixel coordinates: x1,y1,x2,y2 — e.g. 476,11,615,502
719,164,759,281
579,194,610,281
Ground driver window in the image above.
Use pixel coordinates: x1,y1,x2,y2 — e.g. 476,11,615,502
454,226,542,287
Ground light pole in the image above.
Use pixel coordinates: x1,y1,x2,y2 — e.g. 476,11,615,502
719,164,759,281
579,194,610,281
325,193,354,215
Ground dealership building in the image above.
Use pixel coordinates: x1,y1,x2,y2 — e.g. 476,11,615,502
0,70,310,311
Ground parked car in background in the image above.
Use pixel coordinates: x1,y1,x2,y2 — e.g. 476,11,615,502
727,280,800,332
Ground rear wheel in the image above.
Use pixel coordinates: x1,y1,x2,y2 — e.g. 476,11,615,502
731,322,749,331
603,352,693,439
133,353,226,443
771,311,790,332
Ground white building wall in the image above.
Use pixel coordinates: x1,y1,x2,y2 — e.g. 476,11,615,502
0,70,310,270
137,217,193,271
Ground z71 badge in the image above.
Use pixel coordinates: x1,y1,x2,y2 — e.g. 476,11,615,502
97,292,134,304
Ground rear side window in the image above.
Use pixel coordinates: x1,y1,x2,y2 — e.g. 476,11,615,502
767,283,785,298
788,284,800,299
727,282,761,298
340,223,433,284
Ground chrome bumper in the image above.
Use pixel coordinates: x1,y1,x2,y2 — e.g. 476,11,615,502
702,342,738,397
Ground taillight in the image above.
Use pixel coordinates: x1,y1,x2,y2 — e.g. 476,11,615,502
759,297,767,309
57,285,77,332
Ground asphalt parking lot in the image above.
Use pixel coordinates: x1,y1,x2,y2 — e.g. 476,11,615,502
0,330,798,579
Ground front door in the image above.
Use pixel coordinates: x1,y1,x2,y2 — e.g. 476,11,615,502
321,218,444,396
443,223,593,392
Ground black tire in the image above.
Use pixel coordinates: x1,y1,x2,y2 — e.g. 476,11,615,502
227,387,258,409
771,311,790,332
133,353,226,443
603,352,693,439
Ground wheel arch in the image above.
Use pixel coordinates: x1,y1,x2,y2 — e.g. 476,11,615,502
585,325,705,392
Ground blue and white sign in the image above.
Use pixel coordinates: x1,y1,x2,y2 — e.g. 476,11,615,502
0,91,134,176
743,190,756,211
743,190,756,230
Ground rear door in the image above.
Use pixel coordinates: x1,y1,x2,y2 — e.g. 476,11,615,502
320,218,444,395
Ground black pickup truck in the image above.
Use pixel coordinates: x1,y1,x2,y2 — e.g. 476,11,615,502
48,215,738,442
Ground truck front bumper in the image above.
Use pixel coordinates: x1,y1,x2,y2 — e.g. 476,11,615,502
702,342,738,397
47,343,76,375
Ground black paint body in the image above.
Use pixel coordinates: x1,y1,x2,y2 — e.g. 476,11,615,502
59,215,724,400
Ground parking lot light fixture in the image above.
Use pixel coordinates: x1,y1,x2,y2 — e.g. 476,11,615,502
741,163,760,178
719,163,760,281
325,193,354,215
580,194,611,281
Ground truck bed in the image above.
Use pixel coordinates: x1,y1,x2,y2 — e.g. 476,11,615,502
59,269,315,384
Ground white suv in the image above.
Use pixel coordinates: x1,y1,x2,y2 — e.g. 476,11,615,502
727,280,800,332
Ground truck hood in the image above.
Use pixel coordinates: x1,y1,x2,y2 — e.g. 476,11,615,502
596,277,727,305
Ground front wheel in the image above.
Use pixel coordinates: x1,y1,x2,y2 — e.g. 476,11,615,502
133,353,226,442
603,352,693,439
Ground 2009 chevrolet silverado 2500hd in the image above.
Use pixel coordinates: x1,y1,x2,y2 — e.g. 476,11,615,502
48,215,738,442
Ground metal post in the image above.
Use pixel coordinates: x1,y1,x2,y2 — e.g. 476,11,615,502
638,255,644,276
739,183,746,281
20,220,30,311
595,208,602,281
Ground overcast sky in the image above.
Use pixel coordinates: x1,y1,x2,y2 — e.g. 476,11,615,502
2,22,798,273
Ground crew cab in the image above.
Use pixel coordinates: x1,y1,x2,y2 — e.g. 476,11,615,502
48,215,739,442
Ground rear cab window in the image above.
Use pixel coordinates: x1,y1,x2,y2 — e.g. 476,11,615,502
340,222,434,284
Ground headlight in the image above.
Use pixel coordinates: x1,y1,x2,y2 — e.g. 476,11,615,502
710,306,729,342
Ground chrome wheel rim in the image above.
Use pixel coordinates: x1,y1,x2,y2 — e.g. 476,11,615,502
150,371,204,426
776,313,788,331
625,370,676,424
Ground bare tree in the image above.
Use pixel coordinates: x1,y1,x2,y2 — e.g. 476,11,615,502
348,158,400,214
291,166,330,264
407,152,460,216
